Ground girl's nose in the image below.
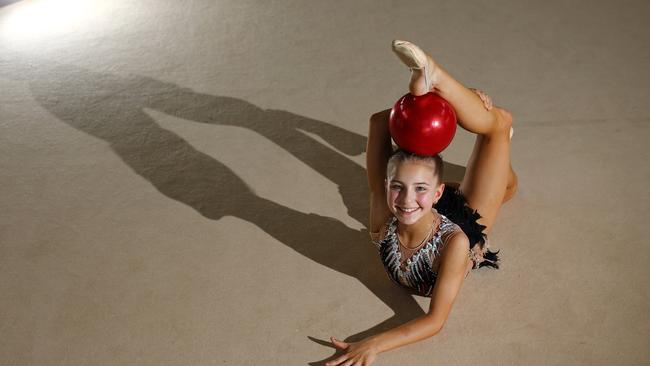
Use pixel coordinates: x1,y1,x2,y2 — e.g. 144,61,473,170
398,188,415,204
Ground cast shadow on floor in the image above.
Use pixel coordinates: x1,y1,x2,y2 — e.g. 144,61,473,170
12,57,466,364
0,0,21,8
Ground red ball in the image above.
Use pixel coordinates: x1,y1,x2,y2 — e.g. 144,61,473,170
389,92,457,155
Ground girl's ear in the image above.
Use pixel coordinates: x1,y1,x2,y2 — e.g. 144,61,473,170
434,182,445,202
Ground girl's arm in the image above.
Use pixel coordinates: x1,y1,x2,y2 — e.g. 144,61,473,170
366,109,393,233
369,234,471,351
327,234,471,365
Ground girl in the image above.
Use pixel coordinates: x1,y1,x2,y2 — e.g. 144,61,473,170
326,40,517,365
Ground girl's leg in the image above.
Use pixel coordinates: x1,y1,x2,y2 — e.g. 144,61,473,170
456,112,514,234
393,40,517,233
434,69,514,233
417,55,515,234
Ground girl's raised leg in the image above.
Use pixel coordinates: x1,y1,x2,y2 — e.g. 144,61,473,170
392,40,516,234
434,72,515,234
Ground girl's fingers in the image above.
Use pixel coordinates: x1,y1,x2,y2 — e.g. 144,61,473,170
482,92,493,108
331,337,349,349
326,354,348,365
483,95,492,109
472,88,493,110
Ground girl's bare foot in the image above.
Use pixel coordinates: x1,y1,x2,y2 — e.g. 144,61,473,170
391,39,442,96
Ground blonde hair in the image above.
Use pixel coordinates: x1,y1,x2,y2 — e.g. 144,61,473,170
386,148,444,183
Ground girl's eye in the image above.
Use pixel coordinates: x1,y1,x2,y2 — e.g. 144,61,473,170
416,187,427,192
390,185,401,190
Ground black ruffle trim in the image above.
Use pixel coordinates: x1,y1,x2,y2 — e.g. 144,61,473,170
434,185,500,269
481,248,501,269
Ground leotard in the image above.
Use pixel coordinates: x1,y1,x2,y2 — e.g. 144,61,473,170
369,186,500,296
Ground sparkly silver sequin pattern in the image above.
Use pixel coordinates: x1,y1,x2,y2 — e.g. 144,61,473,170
373,214,463,297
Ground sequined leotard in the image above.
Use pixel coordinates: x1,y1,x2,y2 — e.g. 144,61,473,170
369,186,501,297
370,213,466,296
370,216,499,297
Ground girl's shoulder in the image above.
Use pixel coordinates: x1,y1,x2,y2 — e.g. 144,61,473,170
438,213,460,230
438,213,466,244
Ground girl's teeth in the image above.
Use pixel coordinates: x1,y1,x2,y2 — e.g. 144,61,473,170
400,207,418,212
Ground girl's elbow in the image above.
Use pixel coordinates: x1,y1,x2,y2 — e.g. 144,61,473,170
424,316,445,336
431,323,444,336
369,109,390,125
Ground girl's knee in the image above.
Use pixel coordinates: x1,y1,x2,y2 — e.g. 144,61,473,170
497,108,513,124
493,107,513,133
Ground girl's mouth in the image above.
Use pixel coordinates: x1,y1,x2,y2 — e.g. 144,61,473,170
398,207,420,215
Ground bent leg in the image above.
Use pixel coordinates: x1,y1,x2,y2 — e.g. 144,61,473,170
397,43,517,233
432,65,506,136
458,109,514,234
427,65,515,234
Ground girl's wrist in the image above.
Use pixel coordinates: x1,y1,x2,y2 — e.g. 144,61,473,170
365,334,388,353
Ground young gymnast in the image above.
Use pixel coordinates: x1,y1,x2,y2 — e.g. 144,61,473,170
326,40,517,365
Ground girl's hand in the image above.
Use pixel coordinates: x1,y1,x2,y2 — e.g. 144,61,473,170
325,336,379,366
469,88,493,110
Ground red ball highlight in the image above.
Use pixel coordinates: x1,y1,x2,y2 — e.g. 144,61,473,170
389,92,457,155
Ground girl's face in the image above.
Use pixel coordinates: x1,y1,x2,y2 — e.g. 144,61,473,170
385,160,444,225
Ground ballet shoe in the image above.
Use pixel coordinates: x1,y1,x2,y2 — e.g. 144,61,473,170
391,39,428,69
391,39,438,95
